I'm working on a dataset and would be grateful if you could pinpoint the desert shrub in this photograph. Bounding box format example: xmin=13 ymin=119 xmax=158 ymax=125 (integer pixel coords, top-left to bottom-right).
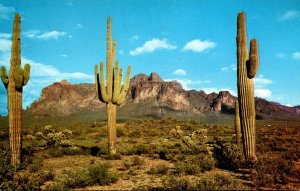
xmin=196 ymin=173 xmax=244 ymax=190
xmin=148 ymin=164 xmax=169 ymax=175
xmin=35 ymin=126 xmax=73 ymax=149
xmin=193 ymin=154 xmax=215 ymax=172
xmin=128 ymin=130 xmax=141 ymax=138
xmin=159 ymin=176 xmax=192 ymax=191
xmin=87 ymin=163 xmax=118 ymax=185
xmin=117 ymin=126 xmax=127 ymax=137
xmin=170 ymin=127 xmax=212 ymax=155
xmin=253 ymin=155 xmax=299 ymax=188
xmin=60 ymin=146 xmax=85 ymax=155
xmin=159 ymin=173 xmax=244 ymax=190
xmin=47 ymin=182 xmax=69 ymax=191
xmin=212 ymin=138 xmax=244 ymax=170
xmin=47 ymin=147 xmax=64 ymax=157
xmin=132 ymin=156 xmax=144 ymax=166
xmin=122 ymin=156 xmax=144 ymax=170
xmin=61 ymin=169 xmax=91 ymax=188
xmin=122 ymin=159 xmax=132 ymax=170
xmin=104 ymin=153 xmax=122 ymax=160
xmin=28 ymin=157 xmax=43 ymax=172
xmin=0 ymin=145 xmax=15 ymax=185
xmin=135 ymin=144 xmax=150 ymax=155
xmin=4 ymin=172 xmax=43 ymax=190
xmin=40 ymin=169 xmax=55 ymax=181
xmin=174 ymin=162 xmax=199 ymax=175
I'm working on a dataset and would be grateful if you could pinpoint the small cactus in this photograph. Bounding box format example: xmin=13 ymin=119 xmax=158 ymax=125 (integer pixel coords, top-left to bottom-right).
xmin=95 ymin=17 xmax=131 ymax=155
xmin=236 ymin=12 xmax=259 ymax=162
xmin=0 ymin=13 xmax=31 ymax=165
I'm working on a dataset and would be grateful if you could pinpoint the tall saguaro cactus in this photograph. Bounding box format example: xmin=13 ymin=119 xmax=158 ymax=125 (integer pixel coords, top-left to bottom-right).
xmin=0 ymin=13 xmax=31 ymax=165
xmin=236 ymin=12 xmax=259 ymax=162
xmin=235 ymin=100 xmax=241 ymax=146
xmin=95 ymin=17 xmax=131 ymax=155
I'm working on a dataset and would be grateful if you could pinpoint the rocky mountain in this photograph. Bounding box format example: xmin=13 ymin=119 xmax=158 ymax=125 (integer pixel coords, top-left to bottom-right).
xmin=29 ymin=73 xmax=300 ymax=118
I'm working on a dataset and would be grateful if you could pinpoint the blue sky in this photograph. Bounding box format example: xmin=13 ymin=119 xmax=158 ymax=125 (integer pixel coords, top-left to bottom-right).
xmin=0 ymin=0 xmax=300 ymax=114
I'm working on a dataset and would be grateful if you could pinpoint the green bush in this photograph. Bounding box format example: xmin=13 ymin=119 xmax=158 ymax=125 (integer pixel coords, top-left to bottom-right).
xmin=212 ymin=138 xmax=244 ymax=170
xmin=132 ymin=156 xmax=144 ymax=166
xmin=104 ymin=153 xmax=122 ymax=160
xmin=160 ymin=173 xmax=244 ymax=190
xmin=148 ymin=164 xmax=169 ymax=175
xmin=40 ymin=169 xmax=55 ymax=181
xmin=61 ymin=169 xmax=90 ymax=188
xmin=196 ymin=173 xmax=244 ymax=190
xmin=135 ymin=144 xmax=150 ymax=155
xmin=0 ymin=145 xmax=15 ymax=187
xmin=117 ymin=126 xmax=127 ymax=137
xmin=175 ymin=162 xmax=199 ymax=175
xmin=192 ymin=154 xmax=215 ymax=172
xmin=60 ymin=146 xmax=85 ymax=155
xmin=253 ymin=155 xmax=299 ymax=188
xmin=87 ymin=163 xmax=118 ymax=186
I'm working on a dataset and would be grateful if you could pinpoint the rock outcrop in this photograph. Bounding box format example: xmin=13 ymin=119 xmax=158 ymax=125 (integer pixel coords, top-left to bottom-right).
xmin=29 ymin=72 xmax=300 ymax=118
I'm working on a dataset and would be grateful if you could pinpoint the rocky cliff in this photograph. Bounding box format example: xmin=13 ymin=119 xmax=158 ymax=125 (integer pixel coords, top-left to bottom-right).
xmin=29 ymin=73 xmax=300 ymax=118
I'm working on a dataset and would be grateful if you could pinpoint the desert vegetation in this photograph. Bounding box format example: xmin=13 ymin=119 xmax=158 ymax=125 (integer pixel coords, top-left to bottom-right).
xmin=0 ymin=117 xmax=299 ymax=190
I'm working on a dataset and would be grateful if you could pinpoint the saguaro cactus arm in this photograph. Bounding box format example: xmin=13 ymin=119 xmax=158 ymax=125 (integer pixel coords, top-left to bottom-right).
xmin=0 ymin=66 xmax=9 ymax=87
xmin=117 ymin=65 xmax=132 ymax=105
xmin=247 ymin=39 xmax=259 ymax=79
xmin=98 ymin=62 xmax=109 ymax=103
xmin=112 ymin=61 xmax=120 ymax=103
xmin=23 ymin=63 xmax=30 ymax=85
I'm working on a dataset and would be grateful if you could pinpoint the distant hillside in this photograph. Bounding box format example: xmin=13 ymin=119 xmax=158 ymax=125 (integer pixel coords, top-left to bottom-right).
xmin=29 ymin=72 xmax=300 ymax=118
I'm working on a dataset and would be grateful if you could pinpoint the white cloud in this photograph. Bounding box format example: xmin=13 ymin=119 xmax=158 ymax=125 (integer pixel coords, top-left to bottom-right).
xmin=0 ymin=39 xmax=11 ymax=52
xmin=292 ymin=52 xmax=300 ymax=60
xmin=276 ymin=52 xmax=285 ymax=58
xmin=164 ymin=78 xmax=210 ymax=90
xmin=182 ymin=39 xmax=216 ymax=53
xmin=23 ymin=30 xmax=40 ymax=38
xmin=37 ymin=31 xmax=67 ymax=40
xmin=279 ymin=10 xmax=299 ymax=21
xmin=255 ymin=89 xmax=272 ymax=98
xmin=119 ymin=50 xmax=125 ymax=55
xmin=23 ymin=30 xmax=68 ymax=40
xmin=202 ymin=88 xmax=236 ymax=96
xmin=0 ymin=3 xmax=15 ymax=20
xmin=254 ymin=75 xmax=272 ymax=87
xmin=284 ymin=103 xmax=293 ymax=107
xmin=129 ymin=38 xmax=176 ymax=55
xmin=0 ymin=33 xmax=11 ymax=39
xmin=220 ymin=67 xmax=229 ymax=72
xmin=76 ymin=23 xmax=84 ymax=29
xmin=172 ymin=69 xmax=186 ymax=76
xmin=230 ymin=64 xmax=237 ymax=71
xmin=61 ymin=54 xmax=68 ymax=57
xmin=220 ymin=64 xmax=236 ymax=72
xmin=130 ymin=35 xmax=139 ymax=41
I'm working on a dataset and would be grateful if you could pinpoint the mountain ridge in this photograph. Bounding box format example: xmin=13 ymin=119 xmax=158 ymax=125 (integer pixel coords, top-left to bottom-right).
xmin=29 ymin=73 xmax=300 ymax=118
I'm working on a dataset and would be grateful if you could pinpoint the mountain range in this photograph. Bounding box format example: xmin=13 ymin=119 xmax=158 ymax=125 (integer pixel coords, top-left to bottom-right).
xmin=28 ymin=73 xmax=300 ymax=119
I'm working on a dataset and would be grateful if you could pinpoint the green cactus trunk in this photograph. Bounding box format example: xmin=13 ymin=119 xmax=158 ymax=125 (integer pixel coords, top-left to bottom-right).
xmin=0 ymin=14 xmax=31 ymax=165
xmin=235 ymin=100 xmax=241 ymax=146
xmin=107 ymin=102 xmax=117 ymax=154
xmin=236 ymin=12 xmax=259 ymax=162
xmin=95 ymin=17 xmax=131 ymax=155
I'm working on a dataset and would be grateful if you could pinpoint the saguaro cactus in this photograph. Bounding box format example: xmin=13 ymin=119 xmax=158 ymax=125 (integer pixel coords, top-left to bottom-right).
xmin=95 ymin=17 xmax=131 ymax=155
xmin=236 ymin=12 xmax=259 ymax=162
xmin=234 ymin=100 xmax=241 ymax=146
xmin=0 ymin=13 xmax=31 ymax=165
